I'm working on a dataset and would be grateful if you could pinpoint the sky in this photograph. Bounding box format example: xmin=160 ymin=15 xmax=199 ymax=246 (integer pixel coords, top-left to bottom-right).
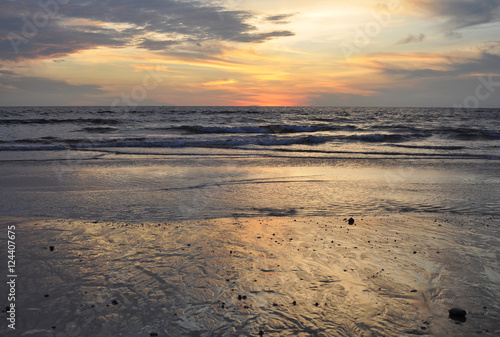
xmin=0 ymin=0 xmax=499 ymax=107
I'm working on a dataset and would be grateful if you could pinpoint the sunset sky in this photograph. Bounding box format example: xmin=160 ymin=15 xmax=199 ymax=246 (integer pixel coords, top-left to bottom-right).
xmin=1 ymin=0 xmax=499 ymax=107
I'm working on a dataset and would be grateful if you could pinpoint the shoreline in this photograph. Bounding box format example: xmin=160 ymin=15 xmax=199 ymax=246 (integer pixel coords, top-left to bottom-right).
xmin=1 ymin=156 xmax=499 ymax=222
xmin=1 ymin=214 xmax=499 ymax=336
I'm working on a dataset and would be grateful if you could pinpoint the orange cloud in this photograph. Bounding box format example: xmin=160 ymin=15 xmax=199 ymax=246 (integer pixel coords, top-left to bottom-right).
xmin=203 ymin=79 xmax=237 ymax=86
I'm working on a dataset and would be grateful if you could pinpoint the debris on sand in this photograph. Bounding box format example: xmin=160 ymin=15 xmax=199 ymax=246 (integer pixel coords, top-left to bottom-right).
xmin=449 ymin=308 xmax=467 ymax=322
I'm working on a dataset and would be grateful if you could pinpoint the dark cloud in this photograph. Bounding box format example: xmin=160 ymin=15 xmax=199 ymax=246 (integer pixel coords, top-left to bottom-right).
xmin=265 ymin=13 xmax=295 ymax=24
xmin=0 ymin=69 xmax=16 ymax=76
xmin=416 ymin=0 xmax=500 ymax=32
xmin=378 ymin=52 xmax=500 ymax=79
xmin=0 ymin=4 xmax=130 ymax=61
xmin=396 ymin=33 xmax=426 ymax=45
xmin=232 ymin=30 xmax=295 ymax=43
xmin=0 ymin=72 xmax=106 ymax=105
xmin=307 ymin=75 xmax=500 ymax=108
xmin=0 ymin=0 xmax=294 ymax=61
xmin=478 ymin=40 xmax=500 ymax=52
xmin=138 ymin=39 xmax=180 ymax=51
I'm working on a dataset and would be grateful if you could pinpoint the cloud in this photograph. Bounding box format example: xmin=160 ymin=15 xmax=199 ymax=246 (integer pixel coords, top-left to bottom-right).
xmin=265 ymin=13 xmax=295 ymax=24
xmin=0 ymin=72 xmax=106 ymax=105
xmin=306 ymin=75 xmax=500 ymax=108
xmin=0 ymin=9 xmax=130 ymax=61
xmin=138 ymin=39 xmax=180 ymax=51
xmin=396 ymin=33 xmax=426 ymax=45
xmin=232 ymin=30 xmax=295 ymax=43
xmin=306 ymin=50 xmax=500 ymax=107
xmin=0 ymin=0 xmax=295 ymax=61
xmin=377 ymin=52 xmax=500 ymax=79
xmin=414 ymin=0 xmax=500 ymax=32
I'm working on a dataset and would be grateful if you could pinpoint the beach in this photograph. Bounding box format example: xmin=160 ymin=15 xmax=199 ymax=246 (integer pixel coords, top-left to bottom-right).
xmin=1 ymin=107 xmax=499 ymax=336
xmin=2 ymin=213 xmax=499 ymax=336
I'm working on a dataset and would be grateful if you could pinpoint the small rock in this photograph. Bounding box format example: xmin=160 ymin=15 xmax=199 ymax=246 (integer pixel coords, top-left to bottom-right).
xmin=259 ymin=330 xmax=264 ymax=336
xmin=49 ymin=246 xmax=55 ymax=252
xmin=150 ymin=333 xmax=158 ymax=337
xmin=449 ymin=308 xmax=467 ymax=322
xmin=111 ymin=300 xmax=118 ymax=305
xmin=348 ymin=218 xmax=355 ymax=225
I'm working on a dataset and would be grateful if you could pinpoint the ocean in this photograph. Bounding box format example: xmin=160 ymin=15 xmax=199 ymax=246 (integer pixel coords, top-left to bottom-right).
xmin=1 ymin=106 xmax=499 ymax=159
xmin=0 ymin=106 xmax=499 ymax=221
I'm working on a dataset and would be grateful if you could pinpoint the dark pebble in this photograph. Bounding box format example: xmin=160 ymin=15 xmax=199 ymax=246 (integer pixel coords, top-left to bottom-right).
xmin=292 ymin=301 xmax=296 ymax=305
xmin=449 ymin=308 xmax=466 ymax=316
xmin=49 ymin=246 xmax=55 ymax=251
xmin=150 ymin=333 xmax=158 ymax=336
xmin=259 ymin=330 xmax=264 ymax=336
xmin=410 ymin=290 xmax=417 ymax=293
xmin=449 ymin=308 xmax=467 ymax=322
xmin=44 ymin=294 xmax=49 ymax=298
xmin=111 ymin=300 xmax=118 ymax=305
xmin=348 ymin=217 xmax=355 ymax=225
xmin=315 ymin=302 xmax=319 ymax=306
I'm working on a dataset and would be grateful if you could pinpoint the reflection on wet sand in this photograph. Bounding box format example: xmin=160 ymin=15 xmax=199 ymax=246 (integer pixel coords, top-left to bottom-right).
xmin=5 ymin=214 xmax=499 ymax=336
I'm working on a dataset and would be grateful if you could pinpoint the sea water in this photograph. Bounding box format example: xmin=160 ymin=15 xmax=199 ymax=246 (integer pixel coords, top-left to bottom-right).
xmin=0 ymin=106 xmax=499 ymax=221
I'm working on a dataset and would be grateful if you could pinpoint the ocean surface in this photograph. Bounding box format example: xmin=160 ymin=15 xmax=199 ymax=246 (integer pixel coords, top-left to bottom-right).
xmin=1 ymin=106 xmax=499 ymax=159
xmin=0 ymin=106 xmax=499 ymax=221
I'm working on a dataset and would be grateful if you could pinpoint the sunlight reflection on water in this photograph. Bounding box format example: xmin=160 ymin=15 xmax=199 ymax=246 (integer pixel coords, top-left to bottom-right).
xmin=0 ymin=157 xmax=499 ymax=221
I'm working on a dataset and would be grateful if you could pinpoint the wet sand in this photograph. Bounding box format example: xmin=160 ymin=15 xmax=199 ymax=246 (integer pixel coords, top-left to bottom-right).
xmin=1 ymin=214 xmax=499 ymax=336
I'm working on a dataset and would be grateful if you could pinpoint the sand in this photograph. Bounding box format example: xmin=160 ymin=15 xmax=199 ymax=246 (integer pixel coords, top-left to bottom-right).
xmin=1 ymin=214 xmax=499 ymax=336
